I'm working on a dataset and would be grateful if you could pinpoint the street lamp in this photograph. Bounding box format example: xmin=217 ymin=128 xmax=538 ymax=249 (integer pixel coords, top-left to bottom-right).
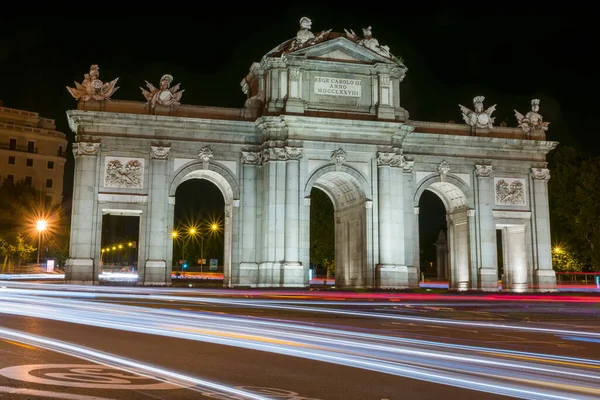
xmin=201 ymin=223 xmax=219 ymax=275
xmin=36 ymin=219 xmax=47 ymax=265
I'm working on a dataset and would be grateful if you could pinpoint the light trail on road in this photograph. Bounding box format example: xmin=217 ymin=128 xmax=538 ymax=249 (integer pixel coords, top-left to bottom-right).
xmin=1 ymin=286 xmax=599 ymax=399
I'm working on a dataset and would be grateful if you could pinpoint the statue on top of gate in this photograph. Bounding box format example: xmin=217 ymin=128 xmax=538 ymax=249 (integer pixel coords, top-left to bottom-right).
xmin=140 ymin=74 xmax=185 ymax=108
xmin=286 ymin=16 xmax=331 ymax=53
xmin=66 ymin=64 xmax=120 ymax=101
xmin=514 ymin=99 xmax=549 ymax=134
xmin=344 ymin=25 xmax=392 ymax=59
xmin=459 ymin=95 xmax=496 ymax=129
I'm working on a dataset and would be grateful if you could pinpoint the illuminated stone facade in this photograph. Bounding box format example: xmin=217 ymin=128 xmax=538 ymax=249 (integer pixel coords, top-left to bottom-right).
xmin=0 ymin=103 xmax=68 ymax=205
xmin=65 ymin=19 xmax=557 ymax=292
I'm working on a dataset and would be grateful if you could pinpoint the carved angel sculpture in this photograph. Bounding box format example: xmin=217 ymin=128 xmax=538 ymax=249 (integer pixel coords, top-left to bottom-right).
xmin=459 ymin=96 xmax=496 ymax=129
xmin=140 ymin=74 xmax=184 ymax=108
xmin=66 ymin=64 xmax=119 ymax=101
xmin=514 ymin=99 xmax=549 ymax=134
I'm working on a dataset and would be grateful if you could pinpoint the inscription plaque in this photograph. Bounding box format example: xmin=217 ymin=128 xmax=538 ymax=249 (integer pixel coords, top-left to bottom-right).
xmin=314 ymin=76 xmax=362 ymax=97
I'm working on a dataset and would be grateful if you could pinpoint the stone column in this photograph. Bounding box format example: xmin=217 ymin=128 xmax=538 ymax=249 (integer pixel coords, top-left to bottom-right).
xmin=475 ymin=164 xmax=499 ymax=291
xmin=531 ymin=167 xmax=557 ymax=291
xmin=239 ymin=151 xmax=261 ymax=286
xmin=66 ymin=141 xmax=101 ymax=285
xmin=283 ymin=147 xmax=303 ymax=283
xmin=376 ymin=152 xmax=407 ymax=288
xmin=285 ymin=67 xmax=304 ymax=113
xmin=143 ymin=145 xmax=170 ymax=286
xmin=259 ymin=147 xmax=287 ymax=287
xmin=402 ymin=160 xmax=419 ymax=288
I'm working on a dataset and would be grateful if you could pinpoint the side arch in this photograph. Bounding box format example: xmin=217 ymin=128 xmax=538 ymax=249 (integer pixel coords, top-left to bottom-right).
xmin=304 ymin=163 xmax=372 ymax=201
xmin=413 ymin=173 xmax=472 ymax=212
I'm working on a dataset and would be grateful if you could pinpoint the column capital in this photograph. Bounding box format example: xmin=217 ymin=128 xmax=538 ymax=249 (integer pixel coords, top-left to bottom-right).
xmin=241 ymin=151 xmax=262 ymax=165
xmin=377 ymin=151 xmax=403 ymax=167
xmin=150 ymin=145 xmax=171 ymax=160
xmin=531 ymin=168 xmax=550 ymax=181
xmin=72 ymin=141 xmax=100 ymax=157
xmin=475 ymin=164 xmax=493 ymax=177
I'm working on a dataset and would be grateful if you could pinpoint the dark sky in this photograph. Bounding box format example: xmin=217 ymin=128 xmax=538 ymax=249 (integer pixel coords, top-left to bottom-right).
xmin=2 ymin=9 xmax=591 ymax=267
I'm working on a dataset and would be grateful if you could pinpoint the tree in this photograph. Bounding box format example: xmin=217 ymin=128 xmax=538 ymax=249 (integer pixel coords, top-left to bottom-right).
xmin=0 ymin=233 xmax=36 ymax=270
xmin=309 ymin=188 xmax=335 ymax=273
xmin=552 ymin=246 xmax=583 ymax=273
xmin=548 ymin=145 xmax=600 ymax=271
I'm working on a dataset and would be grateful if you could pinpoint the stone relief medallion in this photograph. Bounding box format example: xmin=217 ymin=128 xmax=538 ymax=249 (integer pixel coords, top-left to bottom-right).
xmin=198 ymin=146 xmax=214 ymax=162
xmin=494 ymin=177 xmax=526 ymax=206
xmin=104 ymin=157 xmax=144 ymax=189
xmin=150 ymin=145 xmax=170 ymax=160
xmin=73 ymin=142 xmax=101 ymax=157
xmin=241 ymin=151 xmax=262 ymax=165
xmin=331 ymin=148 xmax=347 ymax=165
xmin=437 ymin=160 xmax=451 ymax=175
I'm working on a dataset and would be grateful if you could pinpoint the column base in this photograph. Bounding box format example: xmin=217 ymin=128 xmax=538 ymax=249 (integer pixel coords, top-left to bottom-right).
xmin=377 ymin=264 xmax=409 ymax=289
xmin=478 ymin=268 xmax=499 ymax=292
xmin=65 ymin=258 xmax=95 ymax=285
xmin=534 ymin=269 xmax=557 ymax=292
xmin=141 ymin=260 xmax=168 ymax=286
xmin=285 ymin=99 xmax=305 ymax=114
xmin=237 ymin=262 xmax=259 ymax=287
xmin=256 ymin=261 xmax=306 ymax=288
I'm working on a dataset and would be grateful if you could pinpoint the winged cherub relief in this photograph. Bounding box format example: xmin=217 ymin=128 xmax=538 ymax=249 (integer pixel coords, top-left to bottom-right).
xmin=514 ymin=99 xmax=549 ymax=134
xmin=458 ymin=95 xmax=497 ymax=129
xmin=140 ymin=74 xmax=184 ymax=108
xmin=66 ymin=64 xmax=120 ymax=101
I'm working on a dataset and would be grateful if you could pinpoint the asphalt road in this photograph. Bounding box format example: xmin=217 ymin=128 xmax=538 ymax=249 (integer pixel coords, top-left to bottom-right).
xmin=1 ymin=281 xmax=599 ymax=400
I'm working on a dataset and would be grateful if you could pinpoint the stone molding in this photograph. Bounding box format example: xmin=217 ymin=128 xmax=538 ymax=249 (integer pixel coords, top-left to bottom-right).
xmin=198 ymin=146 xmax=214 ymax=162
xmin=475 ymin=164 xmax=493 ymax=177
xmin=331 ymin=148 xmax=347 ymax=165
xmin=241 ymin=151 xmax=262 ymax=165
xmin=377 ymin=152 xmax=403 ymax=167
xmin=531 ymin=168 xmax=550 ymax=181
xmin=150 ymin=145 xmax=171 ymax=160
xmin=73 ymin=141 xmax=101 ymax=157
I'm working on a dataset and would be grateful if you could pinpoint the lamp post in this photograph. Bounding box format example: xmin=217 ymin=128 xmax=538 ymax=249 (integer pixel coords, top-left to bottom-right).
xmin=36 ymin=219 xmax=47 ymax=265
xmin=201 ymin=223 xmax=219 ymax=275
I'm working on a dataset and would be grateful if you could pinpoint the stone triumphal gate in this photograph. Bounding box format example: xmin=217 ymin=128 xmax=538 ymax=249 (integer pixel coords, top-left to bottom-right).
xmin=65 ymin=18 xmax=558 ymax=291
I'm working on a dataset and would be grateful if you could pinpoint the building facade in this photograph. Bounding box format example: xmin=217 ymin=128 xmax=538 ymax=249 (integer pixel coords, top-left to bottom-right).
xmin=64 ymin=18 xmax=557 ymax=292
xmin=0 ymin=102 xmax=68 ymax=205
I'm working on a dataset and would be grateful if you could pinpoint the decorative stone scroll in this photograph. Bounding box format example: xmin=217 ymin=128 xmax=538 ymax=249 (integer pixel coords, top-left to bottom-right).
xmin=104 ymin=157 xmax=144 ymax=189
xmin=402 ymin=160 xmax=415 ymax=173
xmin=494 ymin=178 xmax=526 ymax=206
xmin=475 ymin=164 xmax=493 ymax=177
xmin=242 ymin=151 xmax=262 ymax=165
xmin=66 ymin=64 xmax=119 ymax=101
xmin=285 ymin=146 xmax=303 ymax=160
xmin=531 ymin=168 xmax=550 ymax=181
xmin=72 ymin=142 xmax=101 ymax=157
xmin=437 ymin=160 xmax=451 ymax=175
xmin=515 ymin=99 xmax=550 ymax=134
xmin=377 ymin=152 xmax=403 ymax=167
xmin=150 ymin=145 xmax=171 ymax=160
xmin=198 ymin=146 xmax=214 ymax=162
xmin=331 ymin=148 xmax=347 ymax=165
xmin=459 ymin=96 xmax=497 ymax=129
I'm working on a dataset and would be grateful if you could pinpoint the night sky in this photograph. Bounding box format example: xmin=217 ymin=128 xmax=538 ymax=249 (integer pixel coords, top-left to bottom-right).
xmin=1 ymin=9 xmax=593 ymax=266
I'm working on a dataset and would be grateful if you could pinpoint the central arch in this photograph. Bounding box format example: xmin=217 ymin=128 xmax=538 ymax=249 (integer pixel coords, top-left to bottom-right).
xmin=415 ymin=174 xmax=473 ymax=291
xmin=305 ymin=164 xmax=370 ymax=288
xmin=169 ymin=161 xmax=239 ymax=287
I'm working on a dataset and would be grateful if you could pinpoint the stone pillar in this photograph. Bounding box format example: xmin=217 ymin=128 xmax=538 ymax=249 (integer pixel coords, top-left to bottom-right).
xmin=239 ymin=151 xmax=261 ymax=286
xmin=285 ymin=67 xmax=304 ymax=114
xmin=448 ymin=210 xmax=470 ymax=291
xmin=475 ymin=164 xmax=499 ymax=291
xmin=66 ymin=141 xmax=101 ymax=285
xmin=375 ymin=152 xmax=408 ymax=288
xmin=504 ymin=225 xmax=528 ymax=292
xmin=258 ymin=147 xmax=287 ymax=287
xmin=435 ymin=230 xmax=448 ymax=279
xmin=531 ymin=167 xmax=557 ymax=291
xmin=402 ymin=161 xmax=419 ymax=288
xmin=283 ymin=147 xmax=303 ymax=283
xmin=376 ymin=70 xmax=395 ymax=120
xmin=143 ymin=145 xmax=171 ymax=286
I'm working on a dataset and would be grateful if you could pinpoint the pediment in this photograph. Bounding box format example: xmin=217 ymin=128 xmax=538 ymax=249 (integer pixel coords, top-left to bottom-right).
xmin=288 ymin=37 xmax=397 ymax=65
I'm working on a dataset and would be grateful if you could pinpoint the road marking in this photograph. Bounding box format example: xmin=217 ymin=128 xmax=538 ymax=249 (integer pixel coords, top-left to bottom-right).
xmin=2 ymin=339 xmax=37 ymax=350
xmin=0 ymin=364 xmax=178 ymax=389
xmin=0 ymin=385 xmax=115 ymax=399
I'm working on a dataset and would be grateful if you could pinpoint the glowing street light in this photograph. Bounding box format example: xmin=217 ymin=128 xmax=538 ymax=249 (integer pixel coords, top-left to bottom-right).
xmin=36 ymin=219 xmax=47 ymax=265
xmin=201 ymin=223 xmax=220 ymax=274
